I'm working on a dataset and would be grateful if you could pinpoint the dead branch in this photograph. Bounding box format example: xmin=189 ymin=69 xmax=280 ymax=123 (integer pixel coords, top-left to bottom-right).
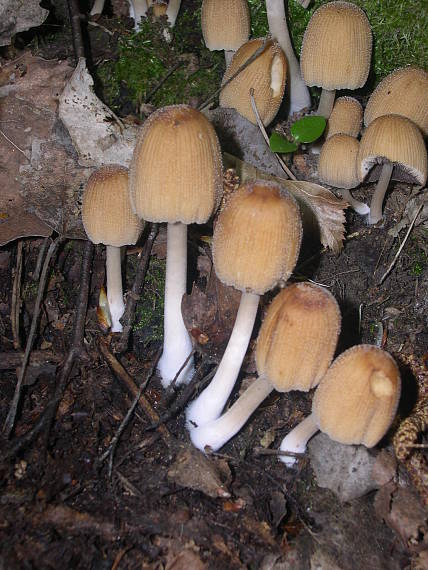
xmin=11 ymin=240 xmax=23 ymax=350
xmin=0 ymin=351 xmax=62 ymax=370
xmin=67 ymin=0 xmax=85 ymax=60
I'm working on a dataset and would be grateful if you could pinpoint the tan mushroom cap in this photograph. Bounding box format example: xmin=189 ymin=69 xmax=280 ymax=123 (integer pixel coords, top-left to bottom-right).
xmin=129 ymin=105 xmax=223 ymax=224
xmin=364 ymin=67 xmax=428 ymax=136
xmin=201 ymin=0 xmax=250 ymax=52
xmin=325 ymin=96 xmax=363 ymax=139
xmin=152 ymin=2 xmax=167 ymax=17
xmin=82 ymin=165 xmax=143 ymax=247
xmin=256 ymin=283 xmax=341 ymax=392
xmin=213 ymin=180 xmax=302 ymax=295
xmin=312 ymin=344 xmax=401 ymax=447
xmin=319 ymin=134 xmax=360 ymax=189
xmin=300 ymin=1 xmax=372 ymax=91
xmin=358 ymin=114 xmax=427 ymax=185
xmin=219 ymin=38 xmax=287 ymax=126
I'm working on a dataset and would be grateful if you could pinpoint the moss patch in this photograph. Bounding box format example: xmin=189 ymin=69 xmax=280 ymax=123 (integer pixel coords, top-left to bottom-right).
xmin=132 ymin=256 xmax=165 ymax=346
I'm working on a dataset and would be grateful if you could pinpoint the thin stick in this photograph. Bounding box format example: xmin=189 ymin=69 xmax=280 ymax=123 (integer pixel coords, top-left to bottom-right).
xmin=198 ymin=38 xmax=269 ymax=111
xmin=98 ymin=349 xmax=161 ymax=476
xmin=0 ymin=129 xmax=29 ymax=160
xmin=11 ymin=240 xmax=23 ymax=350
xmin=145 ymin=62 xmax=184 ymax=103
xmin=167 ymin=348 xmax=196 ymax=391
xmin=253 ymin=447 xmax=305 ymax=458
xmin=67 ymin=0 xmax=85 ymax=60
xmin=32 ymin=237 xmax=50 ymax=281
xmin=249 ymin=89 xmax=297 ymax=181
xmin=379 ymin=204 xmax=423 ymax=285
xmin=4 ymin=237 xmax=63 ymax=437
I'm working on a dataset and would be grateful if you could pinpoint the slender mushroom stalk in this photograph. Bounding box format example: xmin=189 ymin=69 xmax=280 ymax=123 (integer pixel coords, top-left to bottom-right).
xmin=129 ymin=0 xmax=149 ymax=30
xmin=339 ymin=189 xmax=369 ymax=216
xmin=265 ymin=0 xmax=311 ymax=115
xmin=106 ymin=246 xmax=126 ymax=333
xmin=157 ymin=222 xmax=194 ymax=385
xmin=279 ymin=414 xmax=318 ymax=466
xmin=166 ymin=0 xmax=182 ymax=28
xmin=90 ymin=0 xmax=105 ymax=16
xmin=368 ymin=162 xmax=394 ymax=224
xmin=317 ymin=89 xmax=336 ymax=119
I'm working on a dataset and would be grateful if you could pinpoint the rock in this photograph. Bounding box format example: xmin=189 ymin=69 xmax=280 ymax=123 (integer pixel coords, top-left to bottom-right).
xmin=0 ymin=0 xmax=48 ymax=46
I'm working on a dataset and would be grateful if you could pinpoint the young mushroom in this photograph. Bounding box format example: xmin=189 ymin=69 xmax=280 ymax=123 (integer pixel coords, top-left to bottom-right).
xmin=186 ymin=180 xmax=302 ymax=428
xmin=325 ymin=96 xmax=363 ymax=139
xmin=129 ymin=105 xmax=223 ymax=387
xmin=189 ymin=282 xmax=341 ymax=452
xmin=280 ymin=344 xmax=401 ymax=466
xmin=358 ymin=114 xmax=427 ymax=224
xmin=300 ymin=1 xmax=372 ymax=119
xmin=82 ymin=165 xmax=143 ymax=333
xmin=219 ymin=38 xmax=287 ymax=126
xmin=201 ymin=0 xmax=250 ymax=66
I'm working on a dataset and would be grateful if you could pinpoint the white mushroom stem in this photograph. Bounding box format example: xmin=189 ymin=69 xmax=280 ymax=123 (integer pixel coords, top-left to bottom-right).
xmin=317 ymin=89 xmax=336 ymax=119
xmin=190 ymin=376 xmax=273 ymax=452
xmin=166 ymin=0 xmax=182 ymax=27
xmin=339 ymin=189 xmax=369 ymax=216
xmin=129 ymin=0 xmax=149 ymax=30
xmin=266 ymin=0 xmax=311 ymax=115
xmin=279 ymin=413 xmax=319 ymax=466
xmin=186 ymin=291 xmax=260 ymax=427
xmin=369 ymin=161 xmax=394 ymax=225
xmin=225 ymin=50 xmax=235 ymax=67
xmin=157 ymin=222 xmax=194 ymax=387
xmin=90 ymin=0 xmax=105 ymax=16
xmin=106 ymin=245 xmax=125 ymax=333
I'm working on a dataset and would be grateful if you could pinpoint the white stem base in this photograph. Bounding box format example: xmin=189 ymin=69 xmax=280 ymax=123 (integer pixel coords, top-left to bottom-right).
xmin=279 ymin=413 xmax=318 ymax=466
xmin=369 ymin=162 xmax=394 ymax=225
xmin=339 ymin=189 xmax=370 ymax=216
xmin=129 ymin=0 xmax=148 ymax=30
xmin=186 ymin=291 xmax=260 ymax=427
xmin=106 ymin=245 xmax=125 ymax=333
xmin=190 ymin=376 xmax=273 ymax=452
xmin=90 ymin=0 xmax=105 ymax=16
xmin=225 ymin=50 xmax=234 ymax=67
xmin=158 ymin=222 xmax=194 ymax=387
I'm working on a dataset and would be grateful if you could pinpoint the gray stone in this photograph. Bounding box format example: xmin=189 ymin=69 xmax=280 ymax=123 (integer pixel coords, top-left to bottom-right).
xmin=0 ymin=0 xmax=48 ymax=46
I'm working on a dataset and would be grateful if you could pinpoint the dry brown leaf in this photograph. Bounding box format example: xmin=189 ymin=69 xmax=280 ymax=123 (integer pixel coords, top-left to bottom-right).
xmin=0 ymin=211 xmax=52 ymax=246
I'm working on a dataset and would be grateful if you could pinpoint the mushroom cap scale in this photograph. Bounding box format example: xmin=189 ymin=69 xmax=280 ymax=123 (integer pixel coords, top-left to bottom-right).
xmin=319 ymin=134 xmax=360 ymax=189
xmin=364 ymin=66 xmax=428 ymax=136
xmin=201 ymin=0 xmax=250 ymax=52
xmin=312 ymin=344 xmax=401 ymax=447
xmin=300 ymin=1 xmax=372 ymax=91
xmin=82 ymin=165 xmax=143 ymax=247
xmin=219 ymin=38 xmax=287 ymax=126
xmin=256 ymin=283 xmax=341 ymax=392
xmin=212 ymin=180 xmax=302 ymax=295
xmin=358 ymin=114 xmax=427 ymax=185
xmin=325 ymin=96 xmax=363 ymax=139
xmin=129 ymin=105 xmax=223 ymax=224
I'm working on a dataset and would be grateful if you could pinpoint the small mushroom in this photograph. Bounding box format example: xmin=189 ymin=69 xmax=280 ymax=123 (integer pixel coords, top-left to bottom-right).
xmin=300 ymin=1 xmax=372 ymax=119
xmin=82 ymin=165 xmax=143 ymax=333
xmin=279 ymin=344 xmax=401 ymax=466
xmin=219 ymin=38 xmax=287 ymax=126
xmin=186 ymin=180 xmax=302 ymax=428
xmin=319 ymin=133 xmax=369 ymax=215
xmin=189 ymin=282 xmax=341 ymax=452
xmin=358 ymin=114 xmax=427 ymax=224
xmin=129 ymin=105 xmax=223 ymax=387
xmin=325 ymin=96 xmax=363 ymax=139
xmin=201 ymin=0 xmax=250 ymax=65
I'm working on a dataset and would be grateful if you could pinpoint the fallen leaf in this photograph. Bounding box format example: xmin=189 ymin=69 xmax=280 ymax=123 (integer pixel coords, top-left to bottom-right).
xmin=0 ymin=211 xmax=52 ymax=247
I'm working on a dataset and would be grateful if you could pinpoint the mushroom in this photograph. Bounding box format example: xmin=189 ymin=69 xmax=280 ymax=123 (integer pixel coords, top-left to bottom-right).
xmin=364 ymin=66 xmax=428 ymax=136
xmin=190 ymin=282 xmax=341 ymax=452
xmin=219 ymin=38 xmax=287 ymax=126
xmin=300 ymin=1 xmax=372 ymax=119
xmin=265 ymin=0 xmax=311 ymax=115
xmin=82 ymin=165 xmax=143 ymax=333
xmin=325 ymin=96 xmax=363 ymax=139
xmin=201 ymin=0 xmax=250 ymax=66
xmin=279 ymin=344 xmax=401 ymax=466
xmin=318 ymin=133 xmax=369 ymax=215
xmin=130 ymin=105 xmax=222 ymax=387
xmin=358 ymin=114 xmax=427 ymax=224
xmin=186 ymin=180 xmax=302 ymax=428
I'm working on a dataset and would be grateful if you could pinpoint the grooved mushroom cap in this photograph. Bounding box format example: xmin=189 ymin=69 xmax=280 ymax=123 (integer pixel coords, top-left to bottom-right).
xmin=82 ymin=165 xmax=143 ymax=247
xmin=152 ymin=2 xmax=168 ymax=17
xmin=364 ymin=67 xmax=428 ymax=136
xmin=358 ymin=114 xmax=427 ymax=185
xmin=319 ymin=134 xmax=360 ymax=189
xmin=312 ymin=344 xmax=401 ymax=447
xmin=219 ymin=38 xmax=287 ymax=126
xmin=256 ymin=283 xmax=341 ymax=392
xmin=300 ymin=1 xmax=372 ymax=91
xmin=201 ymin=0 xmax=250 ymax=52
xmin=129 ymin=105 xmax=223 ymax=224
xmin=212 ymin=180 xmax=302 ymax=295
xmin=325 ymin=96 xmax=363 ymax=139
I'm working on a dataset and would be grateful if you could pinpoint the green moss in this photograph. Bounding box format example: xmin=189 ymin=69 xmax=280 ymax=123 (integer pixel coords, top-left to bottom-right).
xmin=133 ymin=256 xmax=165 ymax=345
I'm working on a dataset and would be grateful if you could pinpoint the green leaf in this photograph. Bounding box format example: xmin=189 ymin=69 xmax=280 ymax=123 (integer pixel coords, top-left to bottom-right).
xmin=269 ymin=132 xmax=299 ymax=154
xmin=291 ymin=116 xmax=326 ymax=143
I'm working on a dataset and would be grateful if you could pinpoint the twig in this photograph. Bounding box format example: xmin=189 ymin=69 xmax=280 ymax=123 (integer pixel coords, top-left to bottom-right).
xmin=0 ymin=351 xmax=62 ymax=369
xmin=4 ymin=237 xmax=64 ymax=437
xmin=87 ymin=20 xmax=113 ymax=36
xmin=249 ymin=88 xmax=297 ymax=181
xmin=115 ymin=224 xmax=159 ymax=353
xmin=11 ymin=240 xmax=23 ymax=350
xmin=32 ymin=237 xmax=50 ymax=281
xmin=0 ymin=129 xmax=29 ymax=160
xmin=98 ymin=349 xmax=161 ymax=477
xmin=145 ymin=62 xmax=184 ymax=103
xmin=6 ymin=241 xmax=94 ymax=457
xmin=67 ymin=0 xmax=85 ymax=60
xmin=198 ymin=38 xmax=270 ymax=111
xmin=167 ymin=348 xmax=196 ymax=392
xmin=378 ymin=204 xmax=423 ymax=285
xmin=253 ymin=447 xmax=305 ymax=458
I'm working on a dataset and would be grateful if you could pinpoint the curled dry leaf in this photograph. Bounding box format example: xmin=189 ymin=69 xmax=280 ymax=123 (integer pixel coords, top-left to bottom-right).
xmin=0 ymin=211 xmax=52 ymax=247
